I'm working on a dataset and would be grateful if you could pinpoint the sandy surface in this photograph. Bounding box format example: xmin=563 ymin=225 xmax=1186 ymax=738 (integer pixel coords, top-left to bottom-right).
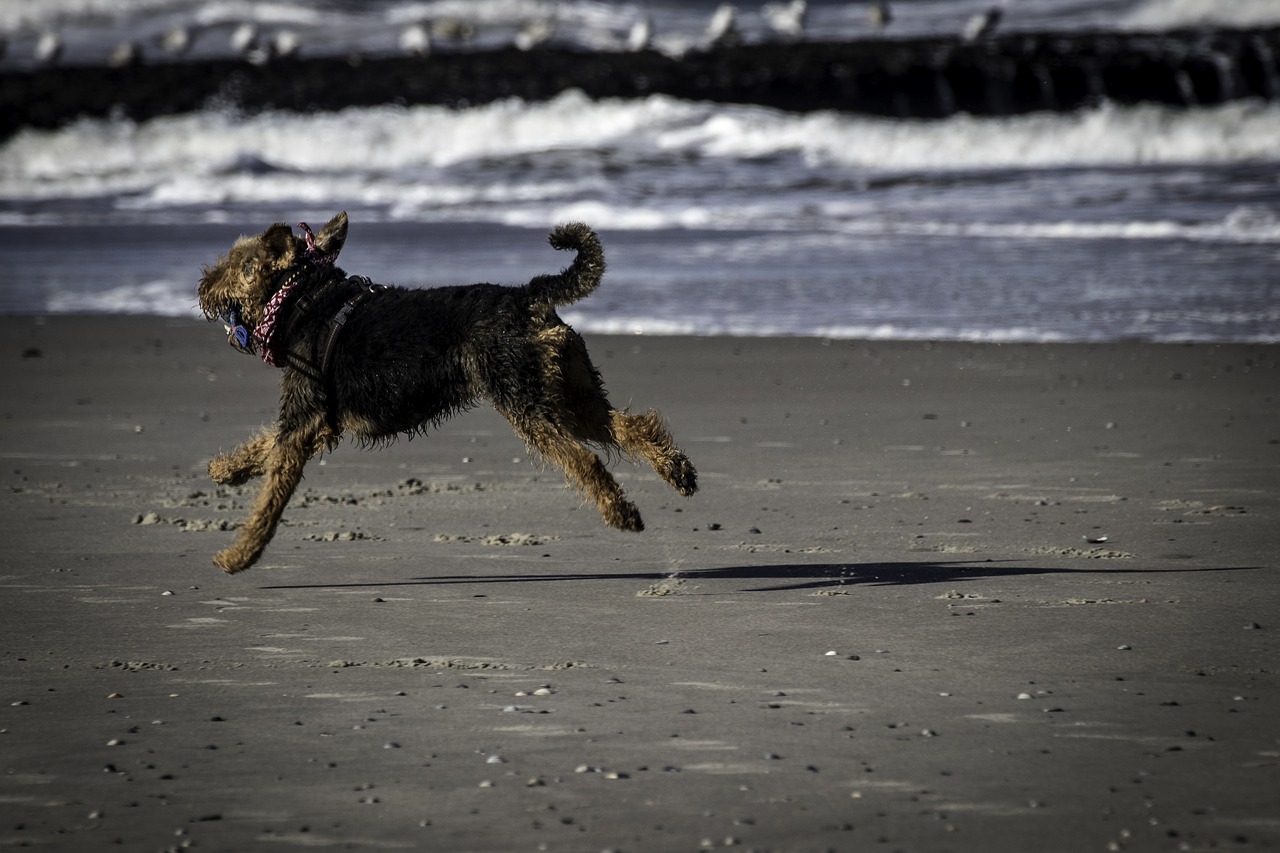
xmin=1 ymin=316 xmax=1277 ymax=852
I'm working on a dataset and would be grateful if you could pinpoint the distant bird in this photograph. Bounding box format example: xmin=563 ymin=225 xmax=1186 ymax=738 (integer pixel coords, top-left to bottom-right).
xmin=627 ymin=15 xmax=652 ymax=52
xmin=159 ymin=26 xmax=192 ymax=56
xmin=399 ymin=23 xmax=431 ymax=57
xmin=229 ymin=22 xmax=258 ymax=55
xmin=107 ymin=40 xmax=140 ymax=67
xmin=515 ymin=18 xmax=553 ymax=51
xmin=229 ymin=23 xmax=276 ymax=64
xmin=34 ymin=31 xmax=63 ymax=65
xmin=868 ymin=1 xmax=892 ymax=30
xmin=763 ymin=0 xmax=806 ymax=41
xmin=705 ymin=4 xmax=740 ymax=49
xmin=431 ymin=18 xmax=475 ymax=44
xmin=272 ymin=29 xmax=301 ymax=58
xmin=962 ymin=6 xmax=1003 ymax=42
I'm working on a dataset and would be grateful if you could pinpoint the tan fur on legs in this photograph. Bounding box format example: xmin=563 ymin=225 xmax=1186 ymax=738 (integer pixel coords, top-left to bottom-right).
xmin=503 ymin=411 xmax=644 ymax=532
xmin=209 ymin=426 xmax=336 ymax=487
xmin=213 ymin=414 xmax=331 ymax=574
xmin=533 ymin=326 xmax=697 ymax=497
xmin=609 ymin=409 xmax=698 ymax=496
xmin=209 ymin=426 xmax=278 ymax=486
xmin=518 ymin=322 xmax=697 ymax=514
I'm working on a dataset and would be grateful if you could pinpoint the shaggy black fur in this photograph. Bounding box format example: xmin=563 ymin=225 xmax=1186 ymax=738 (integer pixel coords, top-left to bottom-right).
xmin=299 ymin=278 xmax=599 ymax=438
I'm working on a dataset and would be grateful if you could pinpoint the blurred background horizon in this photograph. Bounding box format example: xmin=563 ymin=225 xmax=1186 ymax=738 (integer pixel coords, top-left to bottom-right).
xmin=5 ymin=0 xmax=1280 ymax=67
xmin=2 ymin=0 xmax=1278 ymax=342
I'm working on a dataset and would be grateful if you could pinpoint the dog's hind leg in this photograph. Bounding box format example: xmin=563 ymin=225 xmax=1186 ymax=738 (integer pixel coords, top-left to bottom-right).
xmin=213 ymin=415 xmax=332 ymax=573
xmin=502 ymin=412 xmax=644 ymax=532
xmin=608 ymin=409 xmax=698 ymax=498
xmin=541 ymin=326 xmax=697 ymax=498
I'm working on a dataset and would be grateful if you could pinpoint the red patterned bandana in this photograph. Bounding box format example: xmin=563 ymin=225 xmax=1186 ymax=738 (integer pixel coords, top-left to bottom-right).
xmin=254 ymin=274 xmax=301 ymax=366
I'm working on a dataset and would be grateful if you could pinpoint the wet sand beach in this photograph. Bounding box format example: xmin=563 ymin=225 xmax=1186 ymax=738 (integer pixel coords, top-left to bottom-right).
xmin=1 ymin=316 xmax=1277 ymax=851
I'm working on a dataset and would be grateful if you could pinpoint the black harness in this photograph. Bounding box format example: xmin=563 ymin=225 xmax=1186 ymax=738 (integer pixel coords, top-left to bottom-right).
xmin=317 ymin=279 xmax=383 ymax=383
xmin=276 ymin=273 xmax=385 ymax=430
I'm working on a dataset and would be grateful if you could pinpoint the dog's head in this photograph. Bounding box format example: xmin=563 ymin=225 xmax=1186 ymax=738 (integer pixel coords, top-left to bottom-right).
xmin=197 ymin=211 xmax=349 ymax=332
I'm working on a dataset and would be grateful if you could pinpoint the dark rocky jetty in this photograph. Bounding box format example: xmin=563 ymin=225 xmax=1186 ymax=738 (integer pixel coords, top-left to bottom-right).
xmin=4 ymin=27 xmax=1277 ymax=139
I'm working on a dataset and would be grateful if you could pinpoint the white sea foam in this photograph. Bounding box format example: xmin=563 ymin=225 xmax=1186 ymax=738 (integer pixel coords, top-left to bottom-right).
xmin=1120 ymin=0 xmax=1280 ymax=31
xmin=3 ymin=93 xmax=1278 ymax=224
xmin=46 ymin=280 xmax=202 ymax=317
xmin=35 ymin=279 xmax=1280 ymax=344
xmin=751 ymin=102 xmax=1280 ymax=170
xmin=827 ymin=207 xmax=1280 ymax=244
xmin=557 ymin=313 xmax=1280 ymax=344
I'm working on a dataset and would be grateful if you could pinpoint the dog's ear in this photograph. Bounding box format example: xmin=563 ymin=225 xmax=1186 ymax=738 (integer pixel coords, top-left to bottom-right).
xmin=261 ymin=223 xmax=297 ymax=262
xmin=314 ymin=211 xmax=349 ymax=257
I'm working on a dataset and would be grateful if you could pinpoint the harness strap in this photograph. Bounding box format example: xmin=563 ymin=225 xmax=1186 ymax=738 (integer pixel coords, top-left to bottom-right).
xmin=320 ymin=285 xmax=380 ymax=379
xmin=318 ymin=281 xmax=384 ymax=431
xmin=280 ymin=279 xmax=333 ymax=363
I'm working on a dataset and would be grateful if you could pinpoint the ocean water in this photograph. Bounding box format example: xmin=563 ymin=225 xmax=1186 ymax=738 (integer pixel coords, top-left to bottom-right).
xmin=2 ymin=0 xmax=1279 ymax=342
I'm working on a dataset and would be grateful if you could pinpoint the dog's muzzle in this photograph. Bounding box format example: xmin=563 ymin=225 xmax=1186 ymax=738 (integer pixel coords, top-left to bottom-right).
xmin=222 ymin=305 xmax=257 ymax=355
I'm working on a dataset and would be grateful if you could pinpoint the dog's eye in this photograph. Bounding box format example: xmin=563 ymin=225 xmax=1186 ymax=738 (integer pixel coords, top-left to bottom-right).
xmin=241 ymin=260 xmax=255 ymax=278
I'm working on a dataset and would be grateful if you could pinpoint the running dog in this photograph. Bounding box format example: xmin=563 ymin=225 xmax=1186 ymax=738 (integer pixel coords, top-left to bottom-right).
xmin=196 ymin=213 xmax=697 ymax=573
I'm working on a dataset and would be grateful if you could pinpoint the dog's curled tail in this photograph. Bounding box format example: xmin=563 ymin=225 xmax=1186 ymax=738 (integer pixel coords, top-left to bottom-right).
xmin=528 ymin=222 xmax=605 ymax=307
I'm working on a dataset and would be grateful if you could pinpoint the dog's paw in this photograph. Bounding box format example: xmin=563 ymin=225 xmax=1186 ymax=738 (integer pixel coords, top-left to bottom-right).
xmin=605 ymin=502 xmax=645 ymax=533
xmin=213 ymin=548 xmax=252 ymax=574
xmin=668 ymin=457 xmax=699 ymax=497
xmin=209 ymin=455 xmax=250 ymax=486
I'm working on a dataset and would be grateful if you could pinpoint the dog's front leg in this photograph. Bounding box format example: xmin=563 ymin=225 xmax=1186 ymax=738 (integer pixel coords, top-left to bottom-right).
xmin=209 ymin=426 xmax=278 ymax=486
xmin=213 ymin=419 xmax=327 ymax=573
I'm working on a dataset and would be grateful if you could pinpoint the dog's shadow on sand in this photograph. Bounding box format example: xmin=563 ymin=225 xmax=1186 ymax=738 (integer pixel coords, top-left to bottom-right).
xmin=262 ymin=560 xmax=1255 ymax=594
